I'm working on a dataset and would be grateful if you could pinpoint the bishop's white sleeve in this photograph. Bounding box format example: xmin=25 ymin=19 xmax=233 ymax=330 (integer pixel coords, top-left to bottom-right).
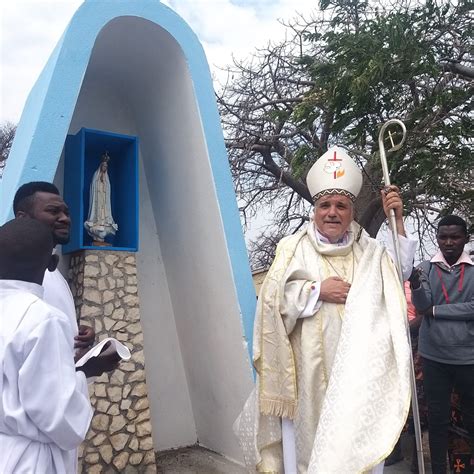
xmin=280 ymin=258 xmax=322 ymax=334
xmin=18 ymin=313 xmax=93 ymax=451
xmin=385 ymin=234 xmax=417 ymax=280
xmin=300 ymin=282 xmax=323 ymax=318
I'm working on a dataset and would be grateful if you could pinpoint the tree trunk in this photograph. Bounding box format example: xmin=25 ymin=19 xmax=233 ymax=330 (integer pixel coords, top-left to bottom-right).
xmin=354 ymin=168 xmax=386 ymax=238
xmin=357 ymin=197 xmax=386 ymax=237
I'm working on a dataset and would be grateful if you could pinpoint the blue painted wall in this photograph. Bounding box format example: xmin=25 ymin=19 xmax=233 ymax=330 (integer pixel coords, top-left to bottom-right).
xmin=0 ymin=0 xmax=256 ymax=359
xmin=64 ymin=128 xmax=139 ymax=253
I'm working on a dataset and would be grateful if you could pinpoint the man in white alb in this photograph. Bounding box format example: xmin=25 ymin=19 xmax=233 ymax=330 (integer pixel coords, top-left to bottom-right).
xmin=0 ymin=218 xmax=93 ymax=473
xmin=10 ymin=181 xmax=121 ymax=470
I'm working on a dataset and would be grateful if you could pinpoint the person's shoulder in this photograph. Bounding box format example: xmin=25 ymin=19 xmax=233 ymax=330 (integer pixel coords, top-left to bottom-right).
xmin=414 ymin=260 xmax=432 ymax=277
xmin=43 ymin=267 xmax=65 ymax=286
xmin=29 ymin=297 xmax=71 ymax=328
xmin=270 ymin=230 xmax=307 ymax=265
xmin=354 ymin=226 xmax=380 ymax=251
xmin=277 ymin=229 xmax=306 ymax=247
xmin=2 ymin=289 xmax=41 ymax=311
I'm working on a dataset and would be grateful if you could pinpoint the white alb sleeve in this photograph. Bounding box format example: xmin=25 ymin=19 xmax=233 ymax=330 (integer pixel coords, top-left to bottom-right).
xmin=300 ymin=281 xmax=323 ymax=318
xmin=385 ymin=234 xmax=417 ymax=280
xmin=282 ymin=418 xmax=297 ymax=474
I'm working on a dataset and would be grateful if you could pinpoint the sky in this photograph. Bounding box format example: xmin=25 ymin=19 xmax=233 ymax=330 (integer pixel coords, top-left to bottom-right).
xmin=0 ymin=0 xmax=317 ymax=124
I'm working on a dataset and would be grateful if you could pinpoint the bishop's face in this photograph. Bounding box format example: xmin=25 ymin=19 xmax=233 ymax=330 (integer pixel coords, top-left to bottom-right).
xmin=314 ymin=194 xmax=353 ymax=243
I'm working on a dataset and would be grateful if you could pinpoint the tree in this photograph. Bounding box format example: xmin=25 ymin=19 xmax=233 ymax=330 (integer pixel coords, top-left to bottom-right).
xmin=0 ymin=122 xmax=16 ymax=177
xmin=217 ymin=0 xmax=473 ymax=269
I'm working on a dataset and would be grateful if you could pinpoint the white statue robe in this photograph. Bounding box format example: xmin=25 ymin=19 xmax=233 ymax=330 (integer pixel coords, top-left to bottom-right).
xmin=235 ymin=222 xmax=416 ymax=474
xmin=84 ymin=167 xmax=118 ymax=241
xmin=0 ymin=280 xmax=93 ymax=474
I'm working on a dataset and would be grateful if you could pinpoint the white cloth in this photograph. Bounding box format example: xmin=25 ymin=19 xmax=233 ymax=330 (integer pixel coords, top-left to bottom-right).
xmin=372 ymin=461 xmax=385 ymax=474
xmin=0 ymin=280 xmax=93 ymax=474
xmin=282 ymin=418 xmax=297 ymax=474
xmin=384 ymin=233 xmax=417 ymax=281
xmin=43 ymin=268 xmax=78 ymax=337
xmin=75 ymin=338 xmax=131 ymax=367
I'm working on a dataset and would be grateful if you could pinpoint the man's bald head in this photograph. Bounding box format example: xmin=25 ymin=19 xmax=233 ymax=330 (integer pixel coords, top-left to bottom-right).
xmin=0 ymin=218 xmax=56 ymax=284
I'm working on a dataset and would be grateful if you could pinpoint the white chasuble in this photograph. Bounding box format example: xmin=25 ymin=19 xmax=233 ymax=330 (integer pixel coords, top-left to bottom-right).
xmin=0 ymin=280 xmax=93 ymax=474
xmin=234 ymin=222 xmax=411 ymax=473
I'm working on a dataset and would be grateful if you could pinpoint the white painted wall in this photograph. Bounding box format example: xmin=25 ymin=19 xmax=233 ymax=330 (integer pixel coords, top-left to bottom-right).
xmin=59 ymin=16 xmax=253 ymax=461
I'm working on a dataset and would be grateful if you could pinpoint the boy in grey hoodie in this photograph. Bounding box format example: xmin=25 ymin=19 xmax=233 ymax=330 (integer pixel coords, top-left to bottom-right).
xmin=410 ymin=215 xmax=473 ymax=474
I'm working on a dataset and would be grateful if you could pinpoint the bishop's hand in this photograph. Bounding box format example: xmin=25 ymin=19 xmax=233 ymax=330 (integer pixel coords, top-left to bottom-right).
xmin=319 ymin=276 xmax=351 ymax=304
xmin=381 ymin=185 xmax=406 ymax=236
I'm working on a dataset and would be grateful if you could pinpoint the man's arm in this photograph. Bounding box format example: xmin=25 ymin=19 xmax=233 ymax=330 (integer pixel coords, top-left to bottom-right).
xmin=431 ymin=298 xmax=474 ymax=321
xmin=281 ymin=270 xmax=350 ymax=333
xmin=280 ymin=267 xmax=321 ymax=334
xmin=277 ymin=239 xmax=332 ymax=334
xmin=410 ymin=264 xmax=433 ymax=312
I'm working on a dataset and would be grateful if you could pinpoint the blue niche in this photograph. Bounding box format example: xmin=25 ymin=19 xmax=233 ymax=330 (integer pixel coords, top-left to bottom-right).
xmin=63 ymin=128 xmax=139 ymax=253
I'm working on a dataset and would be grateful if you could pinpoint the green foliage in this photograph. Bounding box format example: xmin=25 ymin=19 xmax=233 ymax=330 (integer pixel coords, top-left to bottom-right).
xmin=303 ymin=0 xmax=472 ymax=210
xmin=292 ymin=144 xmax=318 ymax=179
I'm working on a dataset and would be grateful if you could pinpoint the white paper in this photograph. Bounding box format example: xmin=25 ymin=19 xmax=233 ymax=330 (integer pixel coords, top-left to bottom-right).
xmin=75 ymin=337 xmax=131 ymax=368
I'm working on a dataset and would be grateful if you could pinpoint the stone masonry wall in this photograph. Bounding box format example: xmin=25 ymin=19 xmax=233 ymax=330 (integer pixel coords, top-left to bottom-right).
xmin=69 ymin=250 xmax=156 ymax=473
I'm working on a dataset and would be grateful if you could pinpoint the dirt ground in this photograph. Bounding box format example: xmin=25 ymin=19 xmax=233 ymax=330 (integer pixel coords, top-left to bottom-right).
xmin=155 ymin=433 xmax=432 ymax=473
xmin=156 ymin=445 xmax=246 ymax=473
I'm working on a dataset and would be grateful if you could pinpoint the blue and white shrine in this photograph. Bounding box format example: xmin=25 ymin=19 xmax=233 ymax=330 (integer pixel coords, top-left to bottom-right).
xmin=1 ymin=0 xmax=255 ymax=469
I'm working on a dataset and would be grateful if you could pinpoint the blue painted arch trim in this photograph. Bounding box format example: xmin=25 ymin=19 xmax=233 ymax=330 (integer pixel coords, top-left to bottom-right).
xmin=0 ymin=0 xmax=256 ymax=358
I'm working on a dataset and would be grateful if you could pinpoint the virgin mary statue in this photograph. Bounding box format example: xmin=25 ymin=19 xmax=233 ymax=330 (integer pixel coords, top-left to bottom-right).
xmin=84 ymin=152 xmax=118 ymax=244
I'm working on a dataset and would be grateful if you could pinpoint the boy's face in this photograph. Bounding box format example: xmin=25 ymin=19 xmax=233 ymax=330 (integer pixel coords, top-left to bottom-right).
xmin=20 ymin=192 xmax=71 ymax=245
xmin=436 ymin=225 xmax=468 ymax=264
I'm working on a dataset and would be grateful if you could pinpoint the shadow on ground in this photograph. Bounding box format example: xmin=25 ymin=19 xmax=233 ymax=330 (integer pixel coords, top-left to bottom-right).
xmin=385 ymin=433 xmax=432 ymax=473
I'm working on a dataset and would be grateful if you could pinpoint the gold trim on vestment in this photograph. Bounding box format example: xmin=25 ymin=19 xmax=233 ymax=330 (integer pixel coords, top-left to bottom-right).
xmin=256 ymin=233 xmax=301 ymax=420
xmin=318 ymin=309 xmax=329 ymax=387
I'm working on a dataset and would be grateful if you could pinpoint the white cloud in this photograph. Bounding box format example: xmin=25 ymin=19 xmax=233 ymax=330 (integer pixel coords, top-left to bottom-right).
xmin=1 ymin=1 xmax=82 ymax=122
xmin=0 ymin=0 xmax=316 ymax=123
